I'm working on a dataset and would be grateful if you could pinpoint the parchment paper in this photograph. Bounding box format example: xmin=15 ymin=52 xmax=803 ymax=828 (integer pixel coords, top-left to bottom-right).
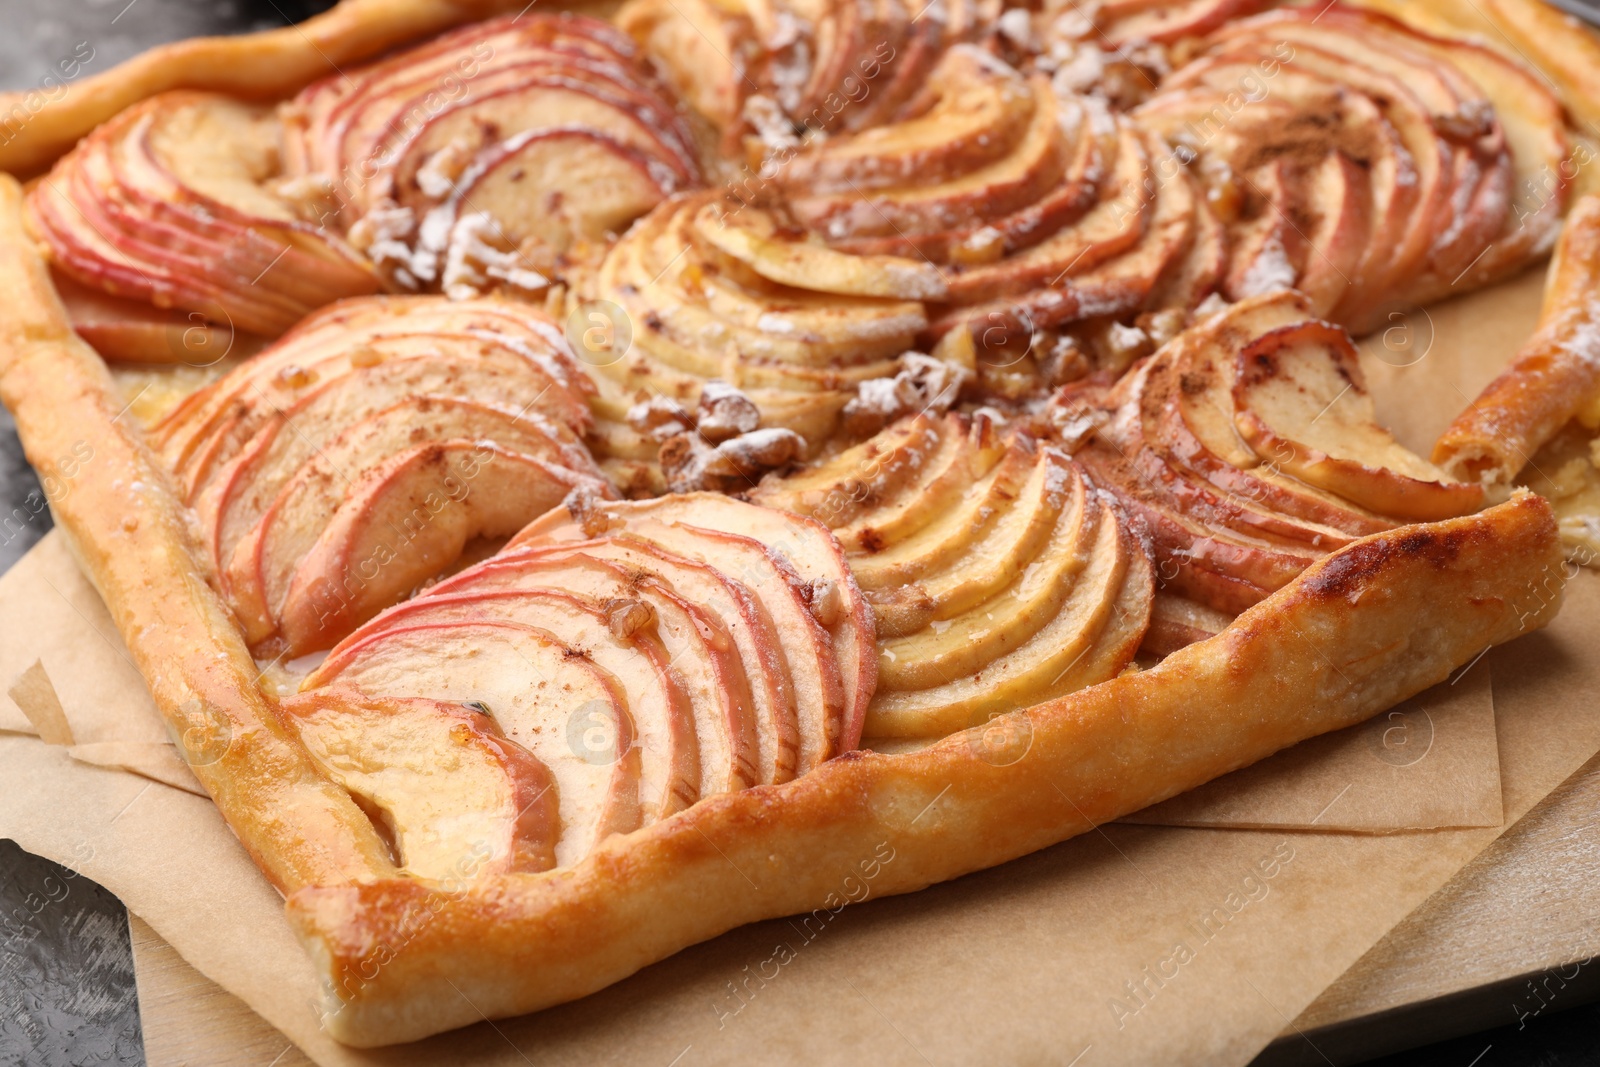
xmin=3 ymin=565 xmax=1598 ymax=1067
xmin=4 ymin=265 xmax=1598 ymax=1066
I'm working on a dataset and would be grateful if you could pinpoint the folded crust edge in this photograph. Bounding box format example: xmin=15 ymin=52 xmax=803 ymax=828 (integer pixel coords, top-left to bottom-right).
xmin=289 ymin=490 xmax=1564 ymax=1046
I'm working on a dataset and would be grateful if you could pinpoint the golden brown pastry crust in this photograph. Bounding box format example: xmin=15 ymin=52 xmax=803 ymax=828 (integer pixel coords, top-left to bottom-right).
xmin=286 ymin=491 xmax=1562 ymax=1046
xmin=1435 ymin=195 xmax=1600 ymax=485
xmin=0 ymin=0 xmax=552 ymax=178
xmin=0 ymin=0 xmax=1583 ymax=1049
xmin=0 ymin=175 xmax=394 ymax=891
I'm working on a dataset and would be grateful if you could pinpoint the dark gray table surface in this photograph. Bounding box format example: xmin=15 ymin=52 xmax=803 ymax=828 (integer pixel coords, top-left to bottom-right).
xmin=1 ymin=2 xmax=1598 ymax=1064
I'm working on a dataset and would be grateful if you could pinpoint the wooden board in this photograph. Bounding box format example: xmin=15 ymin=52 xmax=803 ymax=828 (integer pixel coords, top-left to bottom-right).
xmin=128 ymin=751 xmax=1600 ymax=1067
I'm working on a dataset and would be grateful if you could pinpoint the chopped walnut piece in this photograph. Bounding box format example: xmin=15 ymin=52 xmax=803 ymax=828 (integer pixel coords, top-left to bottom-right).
xmin=660 ymin=427 xmax=805 ymax=492
xmin=415 ymin=136 xmax=476 ymax=200
xmin=603 ymin=597 xmax=656 ymax=639
xmin=1035 ymin=333 xmax=1091 ymax=387
xmin=840 ymin=353 xmax=973 ymax=438
xmin=839 ymin=377 xmax=905 ymax=439
xmin=1048 ymin=383 xmax=1112 ymax=454
xmin=895 ymin=352 xmax=971 ymax=411
xmin=696 ymin=380 xmax=761 ymax=442
xmin=1434 ymin=100 xmax=1496 ymax=144
xmin=564 ymin=484 xmax=619 ymax=537
xmin=804 ymin=578 xmax=843 ymax=627
xmin=440 ymin=212 xmax=550 ymax=301
xmin=626 ymin=395 xmax=694 ymax=441
xmin=1137 ymin=308 xmax=1189 ymax=350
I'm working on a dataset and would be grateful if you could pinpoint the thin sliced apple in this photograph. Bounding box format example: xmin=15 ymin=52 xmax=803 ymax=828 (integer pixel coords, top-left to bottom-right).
xmin=693 ymin=201 xmax=948 ymax=300
xmin=846 ymin=439 xmax=1039 ymax=590
xmin=876 ymin=452 xmax=1087 ymax=689
xmin=1100 ymin=0 xmax=1275 ymax=44
xmin=156 ymin=297 xmax=596 ymax=489
xmin=750 ymin=414 xmax=946 ymax=528
xmin=50 ymin=267 xmax=250 ymax=365
xmin=423 ymin=128 xmax=676 ymax=255
xmin=514 ymin=492 xmax=873 ymax=755
xmin=775 ymin=43 xmax=1036 ymax=194
xmin=193 ymin=349 xmax=595 ymax=573
xmin=280 ymin=690 xmax=561 ymax=878
xmin=227 ymin=394 xmax=605 ymax=643
xmin=1231 ymin=319 xmax=1484 ymax=521
xmin=276 ymin=443 xmax=599 ymax=653
xmin=1141 ymin=592 xmax=1233 ymax=658
xmin=511 ymin=535 xmax=799 ymax=786
xmin=864 ymin=492 xmax=1136 ymax=738
xmin=789 ymin=66 xmax=1068 ymax=244
xmin=429 ymin=548 xmax=762 ymax=796
xmin=605 ymin=518 xmax=846 ymax=774
xmin=331 ymin=586 xmax=700 ymax=822
xmin=304 ymin=620 xmax=641 ymax=867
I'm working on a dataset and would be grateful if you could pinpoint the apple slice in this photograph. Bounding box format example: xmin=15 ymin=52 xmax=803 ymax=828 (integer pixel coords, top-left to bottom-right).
xmin=1141 ymin=592 xmax=1233 ymax=658
xmin=748 ymin=412 xmax=982 ymax=538
xmin=616 ymin=0 xmax=751 ymax=139
xmin=1121 ymin=356 xmax=1362 ymax=549
xmin=789 ymin=64 xmax=1068 ymax=243
xmin=330 ymin=586 xmax=700 ymax=822
xmin=934 ymin=121 xmax=1153 ymax=307
xmin=875 ymin=451 xmax=1086 ymax=689
xmin=282 ymin=12 xmax=702 ymax=289
xmin=750 ymin=414 xmax=947 ymax=528
xmin=1075 ymin=442 xmax=1313 ymax=613
xmin=1160 ymin=292 xmax=1394 ymax=532
xmin=910 ymin=443 xmax=1083 ymax=619
xmin=776 ymin=44 xmax=1037 ymax=195
xmin=1231 ymin=319 xmax=1484 ymax=521
xmin=304 ymin=620 xmax=640 ymax=867
xmin=420 ymin=127 xmax=677 ymax=257
xmin=845 ymin=439 xmax=1039 ymax=591
xmin=602 ymin=518 xmax=846 ymax=774
xmin=155 ymin=297 xmax=595 ymax=488
xmin=275 ymin=444 xmax=600 ymax=653
xmin=223 ymin=394 xmax=606 ymax=649
xmin=502 ymin=535 xmax=799 ymax=786
xmin=514 ymin=493 xmax=873 ymax=755
xmin=386 ymin=72 xmax=698 ymax=216
xmin=1147 ymin=193 xmax=1227 ymax=312
xmin=692 ymin=201 xmax=948 ymax=300
xmin=831 ymin=416 xmax=1009 ymax=551
xmin=280 ymin=690 xmax=560 ymax=879
xmin=1099 ymin=0 xmax=1275 ymax=44
xmin=863 ymin=491 xmax=1133 ymax=737
xmin=428 ymin=548 xmax=761 ymax=796
xmin=49 ymin=267 xmax=251 ymax=365
xmin=193 ymin=349 xmax=597 ymax=571
xmin=27 ymin=91 xmax=378 ymax=340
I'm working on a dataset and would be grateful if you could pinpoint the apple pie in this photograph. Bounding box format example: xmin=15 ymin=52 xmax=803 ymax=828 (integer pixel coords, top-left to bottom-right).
xmin=0 ymin=0 xmax=1593 ymax=1047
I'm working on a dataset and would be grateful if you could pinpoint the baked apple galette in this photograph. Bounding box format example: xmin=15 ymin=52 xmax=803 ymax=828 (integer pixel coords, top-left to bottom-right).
xmin=0 ymin=0 xmax=1592 ymax=1046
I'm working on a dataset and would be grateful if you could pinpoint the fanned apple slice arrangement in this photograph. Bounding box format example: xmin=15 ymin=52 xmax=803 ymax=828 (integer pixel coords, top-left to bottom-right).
xmin=1083 ymin=0 xmax=1276 ymax=45
xmin=291 ymin=492 xmax=873 ymax=872
xmin=752 ymin=412 xmax=1155 ymax=739
xmin=281 ymin=13 xmax=703 ymax=297
xmin=25 ymin=91 xmax=379 ymax=341
xmin=617 ymin=0 xmax=998 ymax=147
xmin=1132 ymin=4 xmax=1569 ymax=334
xmin=1071 ymin=290 xmax=1483 ymax=633
xmin=579 ymin=189 xmax=942 ymax=461
xmin=148 ymin=294 xmax=609 ymax=657
xmin=759 ymin=44 xmax=1220 ymax=343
